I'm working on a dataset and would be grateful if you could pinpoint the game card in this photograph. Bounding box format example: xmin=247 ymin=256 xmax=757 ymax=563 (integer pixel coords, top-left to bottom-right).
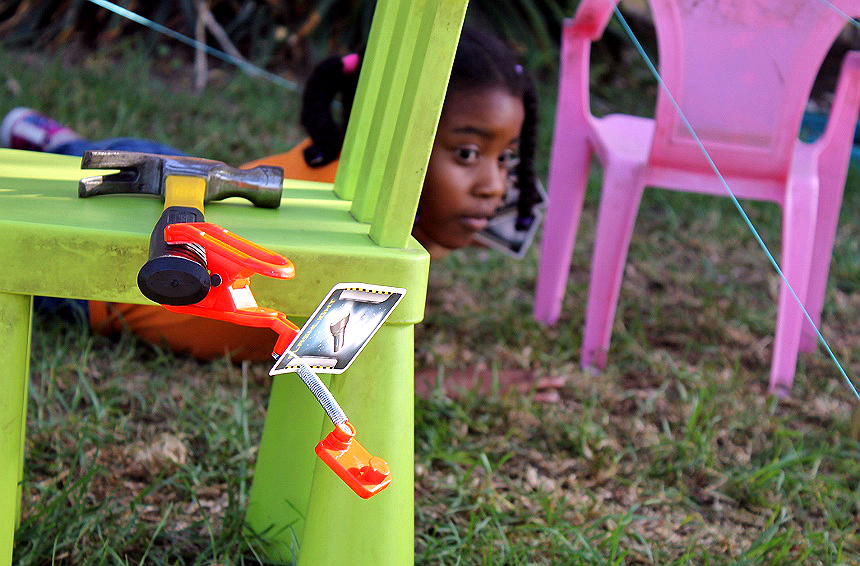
xmin=473 ymin=179 xmax=547 ymax=259
xmin=270 ymin=283 xmax=405 ymax=375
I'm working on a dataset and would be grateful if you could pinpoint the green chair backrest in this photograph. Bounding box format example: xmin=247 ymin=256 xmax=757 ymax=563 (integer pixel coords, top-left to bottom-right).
xmin=336 ymin=0 xmax=469 ymax=249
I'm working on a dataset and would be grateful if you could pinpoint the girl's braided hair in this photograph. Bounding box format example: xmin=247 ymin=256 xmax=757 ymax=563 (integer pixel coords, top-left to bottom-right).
xmin=300 ymin=26 xmax=541 ymax=230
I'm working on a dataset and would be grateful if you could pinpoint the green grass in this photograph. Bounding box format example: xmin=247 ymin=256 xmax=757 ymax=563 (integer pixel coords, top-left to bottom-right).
xmin=19 ymin=314 xmax=273 ymax=564
xmin=0 ymin=40 xmax=304 ymax=164
xmin=5 ymin=35 xmax=860 ymax=565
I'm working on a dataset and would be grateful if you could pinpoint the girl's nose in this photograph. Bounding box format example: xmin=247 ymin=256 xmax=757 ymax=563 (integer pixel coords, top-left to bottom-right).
xmin=473 ymin=160 xmax=508 ymax=200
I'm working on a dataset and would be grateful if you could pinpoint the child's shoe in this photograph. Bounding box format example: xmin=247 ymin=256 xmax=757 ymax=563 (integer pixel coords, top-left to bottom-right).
xmin=1 ymin=107 xmax=83 ymax=151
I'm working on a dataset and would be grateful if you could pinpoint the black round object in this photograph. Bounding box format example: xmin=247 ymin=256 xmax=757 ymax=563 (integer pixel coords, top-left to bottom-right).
xmin=138 ymin=255 xmax=211 ymax=306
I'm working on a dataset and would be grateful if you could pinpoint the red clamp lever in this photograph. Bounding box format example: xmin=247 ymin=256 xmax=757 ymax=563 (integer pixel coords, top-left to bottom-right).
xmin=316 ymin=422 xmax=392 ymax=499
xmin=162 ymin=222 xmax=300 ymax=356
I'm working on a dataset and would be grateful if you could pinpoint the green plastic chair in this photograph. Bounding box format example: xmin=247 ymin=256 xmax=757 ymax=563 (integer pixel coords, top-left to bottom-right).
xmin=0 ymin=1 xmax=469 ymax=563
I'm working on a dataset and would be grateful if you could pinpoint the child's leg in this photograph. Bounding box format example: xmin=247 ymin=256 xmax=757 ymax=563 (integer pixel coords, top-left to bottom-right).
xmin=53 ymin=137 xmax=185 ymax=157
xmin=1 ymin=107 xmax=186 ymax=157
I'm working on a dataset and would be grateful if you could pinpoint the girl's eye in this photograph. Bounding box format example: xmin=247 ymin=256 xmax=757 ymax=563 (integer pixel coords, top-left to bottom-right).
xmin=455 ymin=147 xmax=480 ymax=164
xmin=499 ymin=150 xmax=520 ymax=170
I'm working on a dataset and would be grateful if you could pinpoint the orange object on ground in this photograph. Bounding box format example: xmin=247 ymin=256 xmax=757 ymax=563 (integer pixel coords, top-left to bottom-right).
xmin=242 ymin=138 xmax=339 ymax=183
xmin=88 ymin=301 xmax=280 ymax=361
xmin=88 ymin=140 xmax=338 ymax=362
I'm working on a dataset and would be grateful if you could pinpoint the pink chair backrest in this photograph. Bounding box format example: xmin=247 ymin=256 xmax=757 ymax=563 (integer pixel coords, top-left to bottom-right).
xmin=648 ymin=0 xmax=859 ymax=179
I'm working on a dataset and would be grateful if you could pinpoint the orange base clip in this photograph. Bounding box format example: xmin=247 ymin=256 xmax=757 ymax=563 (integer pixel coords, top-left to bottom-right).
xmin=315 ymin=422 xmax=391 ymax=499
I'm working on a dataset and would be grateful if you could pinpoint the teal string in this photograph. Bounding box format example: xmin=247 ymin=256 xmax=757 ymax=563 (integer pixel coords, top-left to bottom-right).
xmin=85 ymin=0 xmax=301 ymax=92
xmin=611 ymin=5 xmax=860 ymax=401
xmin=817 ymin=0 xmax=860 ymax=29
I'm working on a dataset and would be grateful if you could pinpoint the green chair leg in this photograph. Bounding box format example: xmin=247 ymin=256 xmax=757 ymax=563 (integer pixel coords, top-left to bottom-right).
xmin=247 ymin=323 xmax=414 ymax=564
xmin=0 ymin=293 xmax=32 ymax=566
xmin=245 ymin=370 xmax=328 ymax=560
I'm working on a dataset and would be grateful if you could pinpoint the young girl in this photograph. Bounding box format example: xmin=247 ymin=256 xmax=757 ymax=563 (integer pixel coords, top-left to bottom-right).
xmin=2 ymin=26 xmax=544 ymax=365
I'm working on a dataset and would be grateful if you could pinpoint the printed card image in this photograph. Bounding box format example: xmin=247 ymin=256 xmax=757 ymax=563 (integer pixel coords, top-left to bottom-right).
xmin=473 ymin=206 xmax=544 ymax=259
xmin=473 ymin=179 xmax=547 ymax=259
xmin=271 ymin=283 xmax=406 ymax=376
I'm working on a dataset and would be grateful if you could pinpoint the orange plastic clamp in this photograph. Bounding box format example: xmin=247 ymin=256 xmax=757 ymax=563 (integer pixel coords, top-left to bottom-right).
xmin=164 ymin=222 xmax=390 ymax=499
xmin=315 ymin=422 xmax=392 ymax=499
xmin=162 ymin=222 xmax=299 ymax=355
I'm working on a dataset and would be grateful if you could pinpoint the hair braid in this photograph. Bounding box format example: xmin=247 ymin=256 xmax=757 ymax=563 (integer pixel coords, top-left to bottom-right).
xmin=514 ymin=71 xmax=541 ymax=230
xmin=300 ymin=53 xmax=363 ymax=167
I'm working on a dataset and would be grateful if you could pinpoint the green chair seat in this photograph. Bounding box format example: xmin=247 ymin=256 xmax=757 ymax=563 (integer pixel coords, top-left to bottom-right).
xmin=0 ymin=149 xmax=428 ymax=322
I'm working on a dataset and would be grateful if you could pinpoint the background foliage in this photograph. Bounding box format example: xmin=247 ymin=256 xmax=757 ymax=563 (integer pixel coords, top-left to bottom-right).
xmin=0 ymin=0 xmax=582 ymax=73
xmin=3 ymin=0 xmax=860 ymax=564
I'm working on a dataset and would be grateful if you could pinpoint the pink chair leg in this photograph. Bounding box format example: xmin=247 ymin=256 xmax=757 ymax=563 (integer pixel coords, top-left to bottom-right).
xmin=799 ymin=175 xmax=845 ymax=352
xmin=800 ymin=143 xmax=853 ymax=352
xmin=769 ymin=177 xmax=818 ymax=396
xmin=802 ymin=51 xmax=860 ymax=351
xmin=534 ymin=136 xmax=592 ymax=325
xmin=581 ymin=160 xmax=645 ymax=369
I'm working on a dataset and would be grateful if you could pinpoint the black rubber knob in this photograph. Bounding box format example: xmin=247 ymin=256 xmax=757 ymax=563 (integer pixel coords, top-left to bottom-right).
xmin=137 ymin=206 xmax=210 ymax=306
xmin=138 ymin=254 xmax=210 ymax=305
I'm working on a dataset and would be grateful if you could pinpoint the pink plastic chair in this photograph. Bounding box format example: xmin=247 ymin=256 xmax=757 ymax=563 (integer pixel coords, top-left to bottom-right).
xmin=534 ymin=0 xmax=860 ymax=395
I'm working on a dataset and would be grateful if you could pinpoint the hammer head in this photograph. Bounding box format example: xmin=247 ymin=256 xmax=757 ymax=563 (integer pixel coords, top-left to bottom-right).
xmin=79 ymin=150 xmax=284 ymax=208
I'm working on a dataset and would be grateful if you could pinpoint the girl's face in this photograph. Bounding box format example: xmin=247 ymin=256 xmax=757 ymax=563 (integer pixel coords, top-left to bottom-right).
xmin=414 ymin=87 xmax=525 ymax=259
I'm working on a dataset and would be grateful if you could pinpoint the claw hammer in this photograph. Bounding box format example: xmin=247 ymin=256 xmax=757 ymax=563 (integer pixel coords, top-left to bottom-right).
xmin=79 ymin=150 xmax=284 ymax=306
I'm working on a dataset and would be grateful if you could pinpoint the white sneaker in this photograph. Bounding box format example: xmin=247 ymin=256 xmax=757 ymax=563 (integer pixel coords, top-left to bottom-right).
xmin=1 ymin=107 xmax=82 ymax=151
